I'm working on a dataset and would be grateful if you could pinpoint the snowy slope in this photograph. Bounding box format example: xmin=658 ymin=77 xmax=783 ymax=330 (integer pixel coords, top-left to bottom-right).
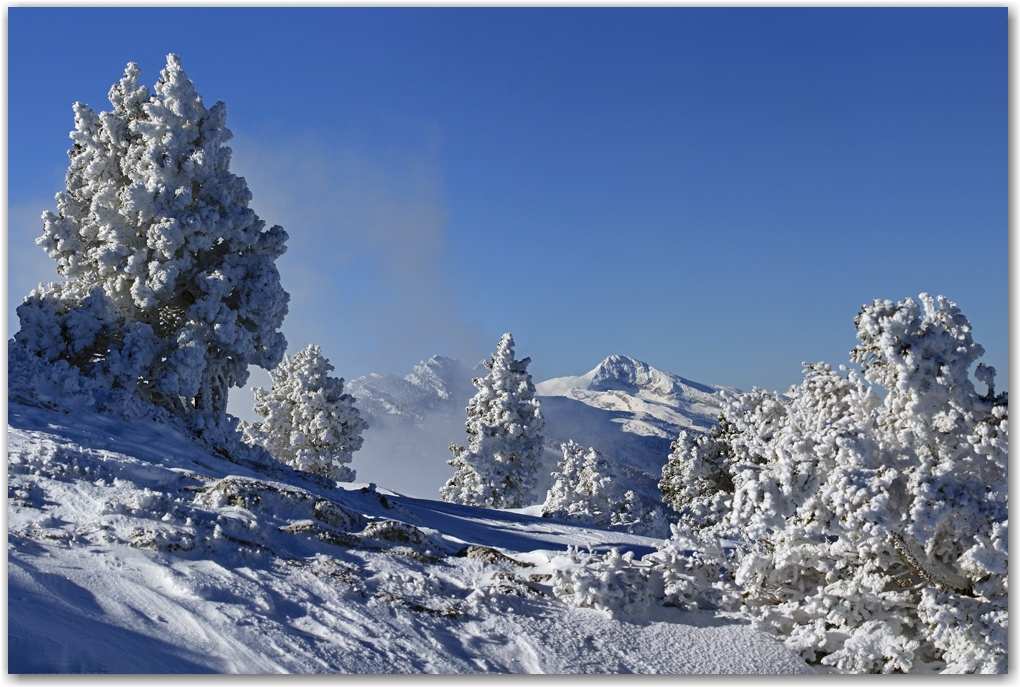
xmin=536 ymin=355 xmax=736 ymax=492
xmin=8 ymin=401 xmax=811 ymax=674
xmin=349 ymin=354 xmax=734 ymax=506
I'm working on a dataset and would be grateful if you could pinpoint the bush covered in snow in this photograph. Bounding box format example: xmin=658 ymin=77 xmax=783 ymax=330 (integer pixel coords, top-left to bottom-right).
xmin=550 ymin=546 xmax=661 ymax=617
xmin=12 ymin=54 xmax=289 ymax=434
xmin=543 ymin=440 xmax=669 ymax=537
xmin=242 ymin=345 xmax=367 ymax=482
xmin=441 ymin=333 xmax=545 ymax=508
xmin=653 ymin=293 xmax=1008 ymax=673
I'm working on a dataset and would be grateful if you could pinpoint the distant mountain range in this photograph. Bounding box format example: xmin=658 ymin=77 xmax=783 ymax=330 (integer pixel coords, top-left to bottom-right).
xmin=347 ymin=355 xmax=736 ymax=504
xmin=347 ymin=355 xmax=483 ymax=427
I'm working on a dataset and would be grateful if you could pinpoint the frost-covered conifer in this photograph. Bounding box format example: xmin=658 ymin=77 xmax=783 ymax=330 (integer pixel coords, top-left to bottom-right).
xmin=441 ymin=333 xmax=544 ymax=508
xmin=14 ymin=54 xmax=289 ymax=431
xmin=543 ymin=441 xmax=667 ymax=535
xmin=658 ymin=425 xmax=734 ymax=529
xmin=542 ymin=441 xmax=617 ymax=525
xmin=242 ymin=345 xmax=367 ymax=482
xmin=657 ymin=293 xmax=1007 ymax=673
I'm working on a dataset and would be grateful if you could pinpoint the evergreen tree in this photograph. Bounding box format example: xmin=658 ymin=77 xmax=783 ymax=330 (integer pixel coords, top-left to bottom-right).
xmin=658 ymin=425 xmax=733 ymax=529
xmin=441 ymin=333 xmax=544 ymax=508
xmin=542 ymin=441 xmax=617 ymax=525
xmin=546 ymin=441 xmax=670 ymax=536
xmin=657 ymin=293 xmax=1007 ymax=673
xmin=242 ymin=344 xmax=367 ymax=482
xmin=14 ymin=54 xmax=289 ymax=430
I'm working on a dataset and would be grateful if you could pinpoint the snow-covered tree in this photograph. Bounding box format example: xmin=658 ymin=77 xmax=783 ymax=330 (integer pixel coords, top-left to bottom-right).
xmin=441 ymin=333 xmax=545 ymax=508
xmin=543 ymin=441 xmax=668 ymax=535
xmin=658 ymin=425 xmax=734 ymax=529
xmin=542 ymin=441 xmax=618 ymax=525
xmin=13 ymin=54 xmax=289 ymax=431
xmin=657 ymin=293 xmax=1007 ymax=673
xmin=242 ymin=345 xmax=367 ymax=482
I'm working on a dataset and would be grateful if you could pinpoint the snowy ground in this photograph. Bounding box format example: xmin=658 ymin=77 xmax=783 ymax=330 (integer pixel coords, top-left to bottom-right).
xmin=8 ymin=402 xmax=812 ymax=674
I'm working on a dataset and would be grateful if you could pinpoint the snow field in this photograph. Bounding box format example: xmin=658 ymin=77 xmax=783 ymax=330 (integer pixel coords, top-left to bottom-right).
xmin=8 ymin=402 xmax=812 ymax=674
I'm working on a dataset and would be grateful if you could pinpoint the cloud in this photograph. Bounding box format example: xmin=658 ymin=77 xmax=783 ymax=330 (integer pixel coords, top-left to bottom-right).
xmin=225 ymin=132 xmax=490 ymax=419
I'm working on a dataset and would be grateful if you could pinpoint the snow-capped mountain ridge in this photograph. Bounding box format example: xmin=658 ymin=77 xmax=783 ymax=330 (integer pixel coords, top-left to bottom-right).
xmin=346 ymin=355 xmax=483 ymax=426
xmin=347 ymin=353 xmax=732 ymax=504
xmin=538 ymin=354 xmax=733 ymax=406
xmin=406 ymin=355 xmax=481 ymax=402
xmin=590 ymin=355 xmax=724 ymax=399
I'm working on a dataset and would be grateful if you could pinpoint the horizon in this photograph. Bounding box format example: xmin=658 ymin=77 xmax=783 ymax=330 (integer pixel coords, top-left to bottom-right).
xmin=8 ymin=7 xmax=1008 ymax=420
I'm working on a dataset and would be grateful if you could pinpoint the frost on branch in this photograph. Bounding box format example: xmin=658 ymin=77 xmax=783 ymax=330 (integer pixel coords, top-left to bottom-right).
xmin=655 ymin=293 xmax=1007 ymax=673
xmin=242 ymin=345 xmax=367 ymax=482
xmin=13 ymin=54 xmax=289 ymax=433
xmin=441 ymin=333 xmax=544 ymax=508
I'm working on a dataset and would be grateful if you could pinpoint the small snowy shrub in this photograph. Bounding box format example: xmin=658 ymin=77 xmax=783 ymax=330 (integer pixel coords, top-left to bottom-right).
xmin=13 ymin=54 xmax=289 ymax=432
xmin=441 ymin=333 xmax=545 ymax=508
xmin=15 ymin=284 xmax=158 ymax=394
xmin=243 ymin=345 xmax=367 ymax=482
xmin=9 ymin=335 xmax=99 ymax=411
xmin=543 ymin=441 xmax=669 ymax=536
xmin=652 ymin=523 xmax=735 ymax=612
xmin=657 ymin=293 xmax=1007 ymax=673
xmin=550 ymin=546 xmax=661 ymax=617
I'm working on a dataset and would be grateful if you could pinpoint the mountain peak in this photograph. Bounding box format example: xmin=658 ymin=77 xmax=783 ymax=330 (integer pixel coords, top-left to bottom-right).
xmin=589 ymin=355 xmax=683 ymax=399
xmin=535 ymin=354 xmax=727 ymax=401
xmin=406 ymin=356 xmax=474 ymax=400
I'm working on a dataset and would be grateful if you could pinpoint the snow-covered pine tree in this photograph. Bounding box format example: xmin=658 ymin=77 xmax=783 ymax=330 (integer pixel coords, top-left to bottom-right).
xmin=658 ymin=424 xmax=734 ymax=529
xmin=545 ymin=441 xmax=670 ymax=536
xmin=656 ymin=293 xmax=1007 ymax=673
xmin=441 ymin=333 xmax=545 ymax=508
xmin=242 ymin=345 xmax=367 ymax=482
xmin=542 ymin=441 xmax=617 ymax=525
xmin=14 ymin=54 xmax=289 ymax=432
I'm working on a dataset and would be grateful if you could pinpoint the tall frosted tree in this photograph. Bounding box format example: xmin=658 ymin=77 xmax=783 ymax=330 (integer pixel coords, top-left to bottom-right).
xmin=657 ymin=294 xmax=1007 ymax=673
xmin=242 ymin=345 xmax=367 ymax=482
xmin=441 ymin=333 xmax=545 ymax=508
xmin=14 ymin=54 xmax=289 ymax=430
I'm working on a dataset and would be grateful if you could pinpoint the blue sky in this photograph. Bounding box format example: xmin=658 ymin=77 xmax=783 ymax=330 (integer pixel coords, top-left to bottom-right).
xmin=8 ymin=8 xmax=1008 ymax=408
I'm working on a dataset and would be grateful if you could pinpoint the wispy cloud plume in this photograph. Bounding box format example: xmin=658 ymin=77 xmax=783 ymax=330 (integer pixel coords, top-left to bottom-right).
xmin=8 ymin=136 xmax=487 ymax=424
xmin=227 ymin=132 xmax=488 ymax=416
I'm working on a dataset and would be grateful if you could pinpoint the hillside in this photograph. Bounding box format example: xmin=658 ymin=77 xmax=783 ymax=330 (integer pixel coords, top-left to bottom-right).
xmin=8 ymin=400 xmax=812 ymax=674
